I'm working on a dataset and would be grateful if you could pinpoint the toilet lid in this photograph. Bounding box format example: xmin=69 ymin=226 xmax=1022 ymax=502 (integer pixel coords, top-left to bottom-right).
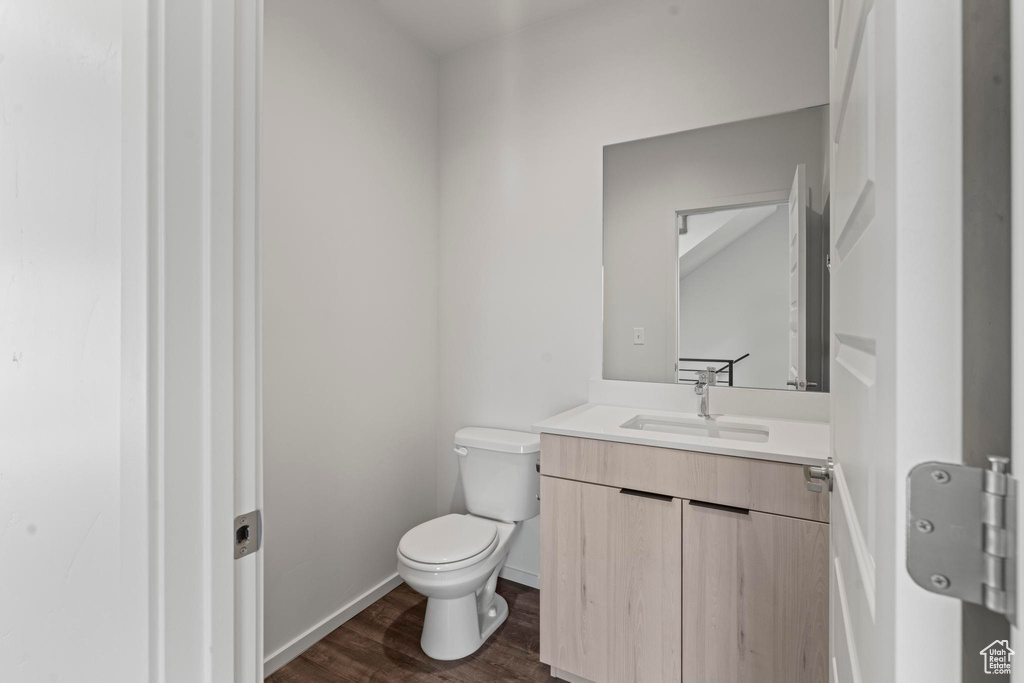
xmin=398 ymin=514 xmax=498 ymax=565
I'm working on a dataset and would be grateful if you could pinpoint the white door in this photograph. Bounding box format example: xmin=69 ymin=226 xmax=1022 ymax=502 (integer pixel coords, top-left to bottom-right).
xmin=829 ymin=0 xmax=963 ymax=681
xmin=788 ymin=163 xmax=808 ymax=389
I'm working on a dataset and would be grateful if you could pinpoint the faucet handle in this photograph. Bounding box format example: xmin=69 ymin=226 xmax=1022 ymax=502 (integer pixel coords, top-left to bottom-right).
xmin=694 ymin=368 xmax=716 ymax=394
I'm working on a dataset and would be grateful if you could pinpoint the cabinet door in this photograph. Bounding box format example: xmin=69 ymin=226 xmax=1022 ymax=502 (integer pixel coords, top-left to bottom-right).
xmin=540 ymin=477 xmax=682 ymax=683
xmin=682 ymin=501 xmax=828 ymax=682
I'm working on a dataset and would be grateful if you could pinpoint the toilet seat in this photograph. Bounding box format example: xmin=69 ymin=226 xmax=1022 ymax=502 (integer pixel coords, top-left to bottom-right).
xmin=398 ymin=514 xmax=498 ymax=572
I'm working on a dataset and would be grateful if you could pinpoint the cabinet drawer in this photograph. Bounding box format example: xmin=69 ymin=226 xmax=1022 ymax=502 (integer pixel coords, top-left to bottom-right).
xmin=541 ymin=434 xmax=829 ymax=523
xmin=540 ymin=476 xmax=681 ymax=683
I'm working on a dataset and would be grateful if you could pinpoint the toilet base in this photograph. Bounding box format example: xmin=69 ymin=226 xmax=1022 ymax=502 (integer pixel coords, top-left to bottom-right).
xmin=420 ymin=592 xmax=509 ymax=660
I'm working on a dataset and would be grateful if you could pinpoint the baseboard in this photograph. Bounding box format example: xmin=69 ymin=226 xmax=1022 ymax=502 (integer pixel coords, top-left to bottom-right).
xmin=499 ymin=565 xmax=540 ymax=589
xmin=263 ymin=573 xmax=403 ymax=677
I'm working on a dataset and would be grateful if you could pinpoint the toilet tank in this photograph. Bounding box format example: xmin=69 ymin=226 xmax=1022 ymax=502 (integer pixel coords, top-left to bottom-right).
xmin=454 ymin=427 xmax=541 ymax=523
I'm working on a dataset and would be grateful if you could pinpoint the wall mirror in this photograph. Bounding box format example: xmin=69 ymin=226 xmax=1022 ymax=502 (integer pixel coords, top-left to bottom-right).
xmin=603 ymin=106 xmax=830 ymax=391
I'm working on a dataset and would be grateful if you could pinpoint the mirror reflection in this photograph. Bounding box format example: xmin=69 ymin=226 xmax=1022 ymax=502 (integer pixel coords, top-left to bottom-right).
xmin=603 ymin=106 xmax=830 ymax=391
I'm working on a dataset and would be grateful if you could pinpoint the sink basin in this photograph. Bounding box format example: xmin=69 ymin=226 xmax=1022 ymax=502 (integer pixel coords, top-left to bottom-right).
xmin=620 ymin=414 xmax=770 ymax=443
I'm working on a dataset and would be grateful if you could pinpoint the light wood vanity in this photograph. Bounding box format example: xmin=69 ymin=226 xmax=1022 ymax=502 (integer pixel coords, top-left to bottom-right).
xmin=539 ymin=434 xmax=829 ymax=683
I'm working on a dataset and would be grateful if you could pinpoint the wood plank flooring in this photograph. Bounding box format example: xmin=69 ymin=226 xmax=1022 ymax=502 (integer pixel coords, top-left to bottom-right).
xmin=266 ymin=579 xmax=556 ymax=682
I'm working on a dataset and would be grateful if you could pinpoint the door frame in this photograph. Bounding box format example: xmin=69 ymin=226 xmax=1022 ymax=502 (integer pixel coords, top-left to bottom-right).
xmin=122 ymin=0 xmax=264 ymax=680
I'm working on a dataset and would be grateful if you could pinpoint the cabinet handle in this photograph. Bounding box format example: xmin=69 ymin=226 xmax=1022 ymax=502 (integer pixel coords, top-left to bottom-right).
xmin=619 ymin=488 xmax=674 ymax=502
xmin=688 ymin=500 xmax=749 ymax=515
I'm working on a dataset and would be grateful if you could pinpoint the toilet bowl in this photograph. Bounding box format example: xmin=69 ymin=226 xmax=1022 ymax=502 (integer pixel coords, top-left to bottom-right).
xmin=397 ymin=514 xmax=519 ymax=660
xmin=396 ymin=427 xmax=540 ymax=660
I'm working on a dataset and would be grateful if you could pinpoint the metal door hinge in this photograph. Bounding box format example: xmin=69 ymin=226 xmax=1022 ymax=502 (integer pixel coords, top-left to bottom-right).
xmin=234 ymin=510 xmax=262 ymax=559
xmin=906 ymin=457 xmax=1016 ymax=624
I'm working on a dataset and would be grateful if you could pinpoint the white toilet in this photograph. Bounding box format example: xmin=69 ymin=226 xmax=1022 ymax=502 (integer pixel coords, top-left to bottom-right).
xmin=396 ymin=427 xmax=540 ymax=660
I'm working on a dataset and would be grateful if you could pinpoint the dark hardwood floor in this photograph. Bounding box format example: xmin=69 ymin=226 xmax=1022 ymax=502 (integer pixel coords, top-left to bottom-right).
xmin=266 ymin=579 xmax=557 ymax=682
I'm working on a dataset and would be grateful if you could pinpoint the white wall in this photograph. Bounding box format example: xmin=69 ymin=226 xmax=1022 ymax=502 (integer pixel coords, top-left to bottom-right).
xmin=438 ymin=0 xmax=828 ymax=580
xmin=262 ymin=0 xmax=439 ymax=660
xmin=0 ymin=1 xmax=145 ymax=681
xmin=678 ymin=207 xmax=791 ymax=389
xmin=603 ymin=107 xmax=825 ymax=383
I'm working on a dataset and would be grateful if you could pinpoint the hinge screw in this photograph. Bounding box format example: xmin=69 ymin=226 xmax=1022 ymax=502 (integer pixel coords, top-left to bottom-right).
xmin=915 ymin=519 xmax=934 ymax=534
xmin=931 ymin=470 xmax=951 ymax=484
xmin=930 ymin=574 xmax=950 ymax=589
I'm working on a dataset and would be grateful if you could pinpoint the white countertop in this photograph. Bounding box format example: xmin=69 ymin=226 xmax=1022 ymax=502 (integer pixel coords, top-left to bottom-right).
xmin=532 ymin=403 xmax=830 ymax=466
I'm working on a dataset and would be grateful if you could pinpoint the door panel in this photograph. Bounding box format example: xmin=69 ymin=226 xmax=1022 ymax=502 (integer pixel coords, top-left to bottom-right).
xmin=540 ymin=477 xmax=682 ymax=683
xmin=682 ymin=502 xmax=829 ymax=683
xmin=829 ymin=0 xmax=887 ymax=678
xmin=835 ymin=0 xmax=892 ymax=679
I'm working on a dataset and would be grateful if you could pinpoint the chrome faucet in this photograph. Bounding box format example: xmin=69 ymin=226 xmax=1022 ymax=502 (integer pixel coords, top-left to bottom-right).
xmin=694 ymin=367 xmax=716 ymax=419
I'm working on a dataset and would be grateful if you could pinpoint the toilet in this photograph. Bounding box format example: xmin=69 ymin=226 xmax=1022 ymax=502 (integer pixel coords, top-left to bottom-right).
xmin=396 ymin=427 xmax=540 ymax=660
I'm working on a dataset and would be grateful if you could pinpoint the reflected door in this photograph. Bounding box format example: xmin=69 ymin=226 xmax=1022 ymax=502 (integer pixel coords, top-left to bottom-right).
xmin=788 ymin=163 xmax=808 ymax=390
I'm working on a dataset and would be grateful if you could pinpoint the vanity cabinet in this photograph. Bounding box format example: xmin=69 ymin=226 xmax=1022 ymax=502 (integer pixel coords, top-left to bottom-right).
xmin=539 ymin=434 xmax=829 ymax=683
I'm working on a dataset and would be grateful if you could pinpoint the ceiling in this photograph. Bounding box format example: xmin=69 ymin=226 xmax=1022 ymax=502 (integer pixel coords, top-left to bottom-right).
xmin=370 ymin=0 xmax=602 ymax=56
